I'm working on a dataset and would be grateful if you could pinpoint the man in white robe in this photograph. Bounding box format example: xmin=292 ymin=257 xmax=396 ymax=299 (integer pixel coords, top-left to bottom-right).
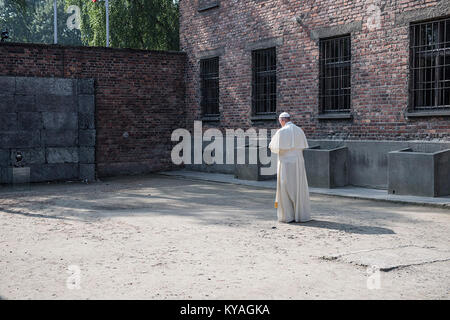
xmin=269 ymin=112 xmax=311 ymax=223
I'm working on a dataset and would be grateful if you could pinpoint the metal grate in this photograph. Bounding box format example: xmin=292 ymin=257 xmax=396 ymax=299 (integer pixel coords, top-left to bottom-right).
xmin=410 ymin=17 xmax=450 ymax=111
xmin=200 ymin=57 xmax=220 ymax=116
xmin=252 ymin=47 xmax=277 ymax=115
xmin=319 ymin=35 xmax=351 ymax=113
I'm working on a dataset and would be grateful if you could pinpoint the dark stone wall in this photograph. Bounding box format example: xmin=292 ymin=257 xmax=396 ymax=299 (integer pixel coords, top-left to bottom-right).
xmin=0 ymin=43 xmax=186 ymax=178
xmin=0 ymin=76 xmax=95 ymax=183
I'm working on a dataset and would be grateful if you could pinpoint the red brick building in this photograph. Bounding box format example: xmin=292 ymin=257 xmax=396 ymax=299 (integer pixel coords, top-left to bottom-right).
xmin=1 ymin=1 xmax=449 ymax=192
xmin=180 ymin=0 xmax=450 ymax=139
xmin=180 ymin=0 xmax=450 ymax=189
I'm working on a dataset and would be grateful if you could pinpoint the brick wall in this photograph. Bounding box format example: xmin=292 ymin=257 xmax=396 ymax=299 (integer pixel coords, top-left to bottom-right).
xmin=0 ymin=75 xmax=96 ymax=183
xmin=180 ymin=0 xmax=450 ymax=141
xmin=0 ymin=43 xmax=186 ymax=177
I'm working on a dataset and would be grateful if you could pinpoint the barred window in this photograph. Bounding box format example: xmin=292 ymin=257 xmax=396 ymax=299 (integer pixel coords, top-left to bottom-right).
xmin=200 ymin=57 xmax=219 ymax=116
xmin=252 ymin=47 xmax=276 ymax=115
xmin=198 ymin=0 xmax=220 ymax=12
xmin=319 ymin=35 xmax=351 ymax=113
xmin=410 ymin=17 xmax=450 ymax=111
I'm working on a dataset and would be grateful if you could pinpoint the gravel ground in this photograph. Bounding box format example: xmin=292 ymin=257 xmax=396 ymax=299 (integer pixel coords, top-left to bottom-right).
xmin=0 ymin=174 xmax=449 ymax=300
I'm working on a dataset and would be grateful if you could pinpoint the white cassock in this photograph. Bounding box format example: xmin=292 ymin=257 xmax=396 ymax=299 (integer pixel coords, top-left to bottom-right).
xmin=269 ymin=122 xmax=311 ymax=223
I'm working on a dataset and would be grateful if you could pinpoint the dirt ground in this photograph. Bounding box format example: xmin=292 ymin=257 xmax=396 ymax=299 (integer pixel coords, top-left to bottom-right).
xmin=0 ymin=174 xmax=449 ymax=300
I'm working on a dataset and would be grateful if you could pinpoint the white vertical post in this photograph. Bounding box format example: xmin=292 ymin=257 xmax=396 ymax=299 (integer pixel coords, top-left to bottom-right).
xmin=53 ymin=0 xmax=58 ymax=44
xmin=105 ymin=0 xmax=109 ymax=47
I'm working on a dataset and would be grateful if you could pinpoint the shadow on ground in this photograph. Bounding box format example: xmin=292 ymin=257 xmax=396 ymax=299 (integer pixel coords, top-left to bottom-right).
xmin=292 ymin=219 xmax=395 ymax=235
xmin=0 ymin=174 xmax=417 ymax=232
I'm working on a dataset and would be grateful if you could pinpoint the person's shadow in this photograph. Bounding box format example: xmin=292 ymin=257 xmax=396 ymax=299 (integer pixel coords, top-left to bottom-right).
xmin=290 ymin=219 xmax=395 ymax=235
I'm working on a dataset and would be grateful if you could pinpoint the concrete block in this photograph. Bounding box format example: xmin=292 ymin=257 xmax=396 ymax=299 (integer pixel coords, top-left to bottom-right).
xmin=0 ymin=131 xmax=41 ymax=148
xmin=78 ymin=95 xmax=95 ymax=114
xmin=0 ymin=113 xmax=17 ymax=131
xmin=185 ymin=163 xmax=236 ymax=174
xmin=42 ymin=112 xmax=78 ymax=130
xmin=78 ymin=112 xmax=95 ymax=129
xmin=304 ymin=146 xmax=329 ymax=188
xmin=14 ymin=94 xmax=36 ymax=112
xmin=46 ymin=147 xmax=79 ymax=164
xmin=18 ymin=112 xmax=43 ymax=130
xmin=304 ymin=146 xmax=348 ymax=188
xmin=12 ymin=167 xmax=30 ymax=184
xmin=310 ymin=21 xmax=362 ymax=40
xmin=434 ymin=150 xmax=450 ymax=196
xmin=10 ymin=148 xmax=45 ymax=166
xmin=77 ymin=79 xmax=95 ymax=95
xmin=245 ymin=36 xmax=284 ymax=51
xmin=0 ymin=149 xmax=10 ymax=167
xmin=308 ymin=139 xmax=412 ymax=189
xmin=0 ymin=167 xmax=12 ymax=184
xmin=41 ymin=130 xmax=78 ymax=147
xmin=234 ymin=162 xmax=258 ymax=180
xmin=80 ymin=163 xmax=95 ymax=181
xmin=346 ymin=141 xmax=406 ymax=189
xmin=30 ymin=163 xmax=79 ymax=182
xmin=79 ymin=129 xmax=96 ymax=147
xmin=0 ymin=76 xmax=16 ymax=93
xmin=79 ymin=147 xmax=95 ymax=163
xmin=51 ymin=78 xmax=73 ymax=96
xmin=36 ymin=94 xmax=76 ymax=112
xmin=0 ymin=94 xmax=16 ymax=113
xmin=330 ymin=147 xmax=348 ymax=187
xmin=234 ymin=143 xmax=277 ymax=181
xmin=234 ymin=163 xmax=268 ymax=181
xmin=16 ymin=77 xmax=54 ymax=95
xmin=187 ymin=135 xmax=235 ymax=174
xmin=388 ymin=148 xmax=450 ymax=197
xmin=15 ymin=77 xmax=35 ymax=95
xmin=436 ymin=150 xmax=450 ymax=198
xmin=186 ymin=136 xmax=276 ymax=178
xmin=185 ymin=137 xmax=450 ymax=191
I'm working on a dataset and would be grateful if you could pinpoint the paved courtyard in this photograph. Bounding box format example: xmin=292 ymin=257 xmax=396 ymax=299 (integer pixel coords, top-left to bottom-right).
xmin=0 ymin=174 xmax=449 ymax=299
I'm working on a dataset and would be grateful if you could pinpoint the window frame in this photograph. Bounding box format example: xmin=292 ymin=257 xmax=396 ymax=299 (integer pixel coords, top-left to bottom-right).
xmin=409 ymin=16 xmax=450 ymax=113
xmin=198 ymin=0 xmax=220 ymax=12
xmin=200 ymin=56 xmax=220 ymax=117
xmin=318 ymin=34 xmax=352 ymax=115
xmin=251 ymin=47 xmax=277 ymax=116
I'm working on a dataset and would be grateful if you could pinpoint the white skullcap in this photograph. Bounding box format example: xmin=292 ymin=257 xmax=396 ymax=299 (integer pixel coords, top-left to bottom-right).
xmin=279 ymin=112 xmax=290 ymax=118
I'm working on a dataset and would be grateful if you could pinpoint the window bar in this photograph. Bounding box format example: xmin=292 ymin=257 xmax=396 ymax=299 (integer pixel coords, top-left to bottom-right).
xmin=320 ymin=35 xmax=351 ymax=113
xmin=340 ymin=37 xmax=343 ymax=111
xmin=411 ymin=17 xmax=450 ymax=110
xmin=200 ymin=57 xmax=219 ymax=116
xmin=252 ymin=48 xmax=276 ymax=114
